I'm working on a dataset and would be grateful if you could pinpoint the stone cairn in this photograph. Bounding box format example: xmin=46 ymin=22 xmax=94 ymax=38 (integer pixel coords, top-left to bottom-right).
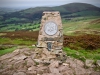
xmin=36 ymin=11 xmax=66 ymax=63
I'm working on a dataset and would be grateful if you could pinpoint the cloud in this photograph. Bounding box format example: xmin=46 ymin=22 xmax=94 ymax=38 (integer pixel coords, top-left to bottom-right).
xmin=0 ymin=0 xmax=100 ymax=8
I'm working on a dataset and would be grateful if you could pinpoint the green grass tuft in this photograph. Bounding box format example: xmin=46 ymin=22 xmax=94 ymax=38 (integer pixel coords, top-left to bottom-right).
xmin=0 ymin=47 xmax=16 ymax=56
xmin=63 ymin=47 xmax=100 ymax=62
xmin=0 ymin=38 xmax=36 ymax=45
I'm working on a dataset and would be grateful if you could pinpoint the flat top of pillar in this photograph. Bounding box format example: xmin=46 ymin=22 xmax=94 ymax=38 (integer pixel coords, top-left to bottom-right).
xmin=43 ymin=11 xmax=60 ymax=14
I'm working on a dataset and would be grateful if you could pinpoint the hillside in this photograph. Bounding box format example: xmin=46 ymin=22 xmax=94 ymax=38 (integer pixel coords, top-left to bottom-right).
xmin=0 ymin=7 xmax=22 ymax=15
xmin=2 ymin=3 xmax=100 ymax=20
xmin=0 ymin=3 xmax=100 ymax=32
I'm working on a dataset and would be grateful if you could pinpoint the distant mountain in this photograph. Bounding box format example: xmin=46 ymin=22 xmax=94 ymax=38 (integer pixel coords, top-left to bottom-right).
xmin=0 ymin=7 xmax=23 ymax=15
xmin=1 ymin=3 xmax=100 ymax=24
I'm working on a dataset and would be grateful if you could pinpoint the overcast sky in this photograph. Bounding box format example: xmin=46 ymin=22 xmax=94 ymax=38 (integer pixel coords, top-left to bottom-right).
xmin=0 ymin=0 xmax=100 ymax=8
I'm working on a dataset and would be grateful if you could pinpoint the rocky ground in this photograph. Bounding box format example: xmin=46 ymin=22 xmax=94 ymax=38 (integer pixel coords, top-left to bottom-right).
xmin=0 ymin=47 xmax=100 ymax=75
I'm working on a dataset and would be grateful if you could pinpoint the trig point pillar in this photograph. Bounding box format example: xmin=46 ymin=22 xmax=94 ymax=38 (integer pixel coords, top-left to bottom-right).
xmin=37 ymin=11 xmax=63 ymax=51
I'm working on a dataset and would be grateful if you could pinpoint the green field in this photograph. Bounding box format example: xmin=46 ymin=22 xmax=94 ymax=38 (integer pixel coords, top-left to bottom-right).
xmin=0 ymin=16 xmax=100 ymax=34
xmin=0 ymin=16 xmax=100 ymax=63
xmin=0 ymin=22 xmax=40 ymax=32
xmin=63 ymin=16 xmax=100 ymax=35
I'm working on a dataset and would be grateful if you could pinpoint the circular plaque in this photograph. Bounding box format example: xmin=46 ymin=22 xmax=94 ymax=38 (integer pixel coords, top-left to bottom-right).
xmin=44 ymin=21 xmax=58 ymax=35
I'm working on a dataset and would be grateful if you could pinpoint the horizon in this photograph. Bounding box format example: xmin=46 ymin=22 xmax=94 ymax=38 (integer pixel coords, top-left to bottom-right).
xmin=0 ymin=0 xmax=100 ymax=9
xmin=0 ymin=2 xmax=100 ymax=10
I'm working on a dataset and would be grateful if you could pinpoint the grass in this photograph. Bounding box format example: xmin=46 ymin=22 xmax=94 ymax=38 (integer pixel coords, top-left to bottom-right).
xmin=0 ymin=16 xmax=100 ymax=34
xmin=0 ymin=47 xmax=17 ymax=56
xmin=63 ymin=16 xmax=100 ymax=35
xmin=63 ymin=47 xmax=100 ymax=62
xmin=0 ymin=23 xmax=40 ymax=32
xmin=0 ymin=38 xmax=37 ymax=45
xmin=0 ymin=45 xmax=37 ymax=56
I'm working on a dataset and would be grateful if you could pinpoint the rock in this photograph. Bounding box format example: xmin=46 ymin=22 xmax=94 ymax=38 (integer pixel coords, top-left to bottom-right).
xmin=85 ymin=59 xmax=94 ymax=67
xmin=97 ymin=60 xmax=100 ymax=67
xmin=74 ymin=67 xmax=86 ymax=75
xmin=90 ymin=72 xmax=100 ymax=75
xmin=66 ymin=57 xmax=77 ymax=68
xmin=27 ymin=66 xmax=37 ymax=75
xmin=62 ymin=63 xmax=69 ymax=66
xmin=28 ymin=67 xmax=33 ymax=71
xmin=58 ymin=65 xmax=68 ymax=72
xmin=42 ymin=73 xmax=55 ymax=75
xmin=13 ymin=72 xmax=26 ymax=75
xmin=43 ymin=60 xmax=51 ymax=64
xmin=32 ymin=44 xmax=36 ymax=47
xmin=24 ymin=51 xmax=31 ymax=56
xmin=33 ymin=59 xmax=41 ymax=63
xmin=75 ymin=59 xmax=84 ymax=67
xmin=49 ymin=61 xmax=59 ymax=68
xmin=52 ymin=50 xmax=62 ymax=54
xmin=26 ymin=70 xmax=36 ymax=75
xmin=0 ymin=47 xmax=100 ymax=75
xmin=13 ymin=54 xmax=27 ymax=60
xmin=31 ymin=53 xmax=36 ymax=59
xmin=13 ymin=59 xmax=27 ymax=70
xmin=26 ymin=57 xmax=35 ymax=67
xmin=36 ymin=66 xmax=48 ymax=74
xmin=63 ymin=71 xmax=73 ymax=75
xmin=49 ymin=67 xmax=61 ymax=75
xmin=13 ymin=49 xmax=20 ymax=53
xmin=0 ymin=51 xmax=19 ymax=61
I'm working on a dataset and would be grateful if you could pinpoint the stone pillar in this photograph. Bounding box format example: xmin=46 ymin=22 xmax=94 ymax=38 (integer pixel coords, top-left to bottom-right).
xmin=37 ymin=11 xmax=63 ymax=51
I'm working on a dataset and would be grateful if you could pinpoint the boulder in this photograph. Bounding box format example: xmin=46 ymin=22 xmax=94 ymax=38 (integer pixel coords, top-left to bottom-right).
xmin=13 ymin=72 xmax=26 ymax=75
xmin=96 ymin=60 xmax=100 ymax=67
xmin=49 ymin=67 xmax=61 ymax=75
xmin=85 ymin=59 xmax=94 ymax=67
xmin=49 ymin=60 xmax=59 ymax=68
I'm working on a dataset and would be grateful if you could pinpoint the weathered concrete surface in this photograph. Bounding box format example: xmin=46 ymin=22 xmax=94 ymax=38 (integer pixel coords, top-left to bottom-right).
xmin=37 ymin=11 xmax=63 ymax=50
xmin=0 ymin=47 xmax=100 ymax=75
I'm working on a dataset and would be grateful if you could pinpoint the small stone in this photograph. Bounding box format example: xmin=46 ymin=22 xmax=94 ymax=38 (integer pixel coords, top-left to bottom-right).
xmin=49 ymin=61 xmax=59 ymax=68
xmin=13 ymin=54 xmax=27 ymax=60
xmin=96 ymin=60 xmax=100 ymax=67
xmin=85 ymin=59 xmax=94 ymax=67
xmin=26 ymin=58 xmax=35 ymax=67
xmin=58 ymin=65 xmax=68 ymax=72
xmin=13 ymin=49 xmax=20 ymax=53
xmin=28 ymin=66 xmax=36 ymax=71
xmin=49 ymin=67 xmax=61 ymax=75
xmin=42 ymin=73 xmax=55 ymax=75
xmin=32 ymin=44 xmax=35 ymax=47
xmin=13 ymin=72 xmax=26 ymax=75
xmin=62 ymin=63 xmax=69 ymax=66
xmin=34 ymin=59 xmax=41 ymax=63
xmin=26 ymin=70 xmax=36 ymax=75
xmin=90 ymin=72 xmax=100 ymax=75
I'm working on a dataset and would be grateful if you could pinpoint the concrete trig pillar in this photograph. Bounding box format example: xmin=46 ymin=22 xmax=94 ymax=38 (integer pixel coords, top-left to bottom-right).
xmin=37 ymin=11 xmax=63 ymax=51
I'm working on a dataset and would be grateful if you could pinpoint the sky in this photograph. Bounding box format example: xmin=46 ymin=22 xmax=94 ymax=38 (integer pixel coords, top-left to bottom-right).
xmin=0 ymin=0 xmax=100 ymax=8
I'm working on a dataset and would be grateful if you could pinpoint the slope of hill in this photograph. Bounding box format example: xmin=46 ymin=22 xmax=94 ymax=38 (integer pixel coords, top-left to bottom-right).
xmin=20 ymin=3 xmax=100 ymax=15
xmin=0 ymin=7 xmax=22 ymax=15
xmin=2 ymin=3 xmax=100 ymax=22
xmin=0 ymin=3 xmax=100 ymax=32
xmin=61 ymin=3 xmax=100 ymax=12
xmin=63 ymin=16 xmax=100 ymax=35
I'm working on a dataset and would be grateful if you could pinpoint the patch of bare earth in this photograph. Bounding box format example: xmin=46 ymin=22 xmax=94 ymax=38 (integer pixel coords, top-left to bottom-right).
xmin=0 ymin=47 xmax=100 ymax=75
